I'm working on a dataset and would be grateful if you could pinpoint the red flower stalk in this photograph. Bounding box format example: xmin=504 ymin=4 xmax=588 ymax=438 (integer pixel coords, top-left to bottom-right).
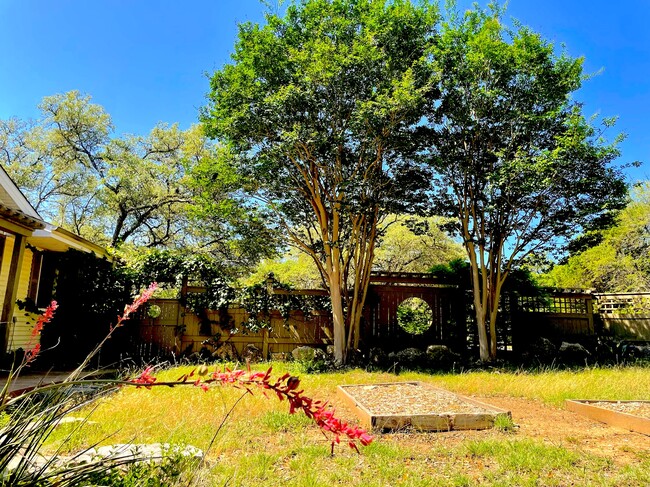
xmin=131 ymin=366 xmax=157 ymax=388
xmin=24 ymin=344 xmax=41 ymax=365
xmin=112 ymin=282 xmax=158 ymax=331
xmin=24 ymin=300 xmax=58 ymax=364
xmin=30 ymin=300 xmax=58 ymax=337
xmin=134 ymin=365 xmax=374 ymax=453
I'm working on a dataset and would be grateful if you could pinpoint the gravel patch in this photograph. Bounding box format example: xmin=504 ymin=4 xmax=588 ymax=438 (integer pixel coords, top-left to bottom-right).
xmin=588 ymin=401 xmax=650 ymax=419
xmin=343 ymin=383 xmax=492 ymax=415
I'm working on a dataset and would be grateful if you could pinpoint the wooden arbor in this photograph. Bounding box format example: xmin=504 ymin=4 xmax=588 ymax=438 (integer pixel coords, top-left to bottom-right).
xmin=362 ymin=272 xmax=466 ymax=350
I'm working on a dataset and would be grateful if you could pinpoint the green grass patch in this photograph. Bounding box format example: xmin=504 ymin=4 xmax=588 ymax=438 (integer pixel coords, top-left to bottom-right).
xmin=428 ymin=365 xmax=650 ymax=406
xmin=259 ymin=410 xmax=313 ymax=433
xmin=36 ymin=362 xmax=650 ymax=486
xmin=493 ymin=413 xmax=516 ymax=433
xmin=466 ymin=438 xmax=581 ymax=472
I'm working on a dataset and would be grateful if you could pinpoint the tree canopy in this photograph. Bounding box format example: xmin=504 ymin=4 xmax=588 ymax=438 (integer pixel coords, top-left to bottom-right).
xmin=202 ymin=0 xmax=439 ymax=362
xmin=0 ymin=91 xmax=278 ymax=273
xmin=421 ymin=5 xmax=628 ymax=360
xmin=244 ymin=215 xmax=464 ymax=288
xmin=373 ymin=215 xmax=464 ymax=273
xmin=1 ymin=92 xmax=193 ymax=246
xmin=242 ymin=247 xmax=324 ymax=289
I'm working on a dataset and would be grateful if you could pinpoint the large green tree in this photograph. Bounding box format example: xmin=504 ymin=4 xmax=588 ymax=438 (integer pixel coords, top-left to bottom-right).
xmin=0 ymin=91 xmax=277 ymax=272
xmin=202 ymin=0 xmax=438 ymax=362
xmin=1 ymin=92 xmax=192 ymax=247
xmin=423 ymin=5 xmax=628 ymax=361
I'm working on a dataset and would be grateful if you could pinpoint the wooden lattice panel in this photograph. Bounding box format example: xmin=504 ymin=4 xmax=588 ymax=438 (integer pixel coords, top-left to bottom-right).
xmin=596 ymin=293 xmax=650 ymax=316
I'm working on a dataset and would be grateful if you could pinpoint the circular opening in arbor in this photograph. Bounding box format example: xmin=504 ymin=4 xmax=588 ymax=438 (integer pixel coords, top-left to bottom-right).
xmin=396 ymin=297 xmax=433 ymax=335
xmin=147 ymin=304 xmax=162 ymax=319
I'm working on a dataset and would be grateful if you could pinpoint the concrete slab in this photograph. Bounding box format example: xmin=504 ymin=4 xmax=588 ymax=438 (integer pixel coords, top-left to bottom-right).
xmin=1 ymin=372 xmax=75 ymax=396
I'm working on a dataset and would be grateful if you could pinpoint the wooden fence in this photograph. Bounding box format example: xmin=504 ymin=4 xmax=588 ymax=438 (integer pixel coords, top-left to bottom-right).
xmin=595 ymin=293 xmax=650 ymax=340
xmin=128 ymin=286 xmax=650 ymax=362
xmin=364 ymin=273 xmax=466 ymax=350
xmin=514 ymin=292 xmax=595 ymax=346
xmin=132 ymin=298 xmax=333 ymax=361
xmin=513 ymin=292 xmax=650 ymax=344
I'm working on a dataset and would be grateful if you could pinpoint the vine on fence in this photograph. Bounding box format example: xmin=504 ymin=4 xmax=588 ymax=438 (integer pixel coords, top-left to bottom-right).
xmin=133 ymin=251 xmax=330 ymax=334
xmin=238 ymin=275 xmax=331 ymax=333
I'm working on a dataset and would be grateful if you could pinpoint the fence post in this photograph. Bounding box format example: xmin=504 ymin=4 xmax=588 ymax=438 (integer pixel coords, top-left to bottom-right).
xmin=262 ymin=328 xmax=269 ymax=359
xmin=510 ymin=293 xmax=519 ymax=354
xmin=175 ymin=300 xmax=184 ymax=354
xmin=586 ymin=294 xmax=594 ymax=335
xmin=454 ymin=287 xmax=467 ymax=352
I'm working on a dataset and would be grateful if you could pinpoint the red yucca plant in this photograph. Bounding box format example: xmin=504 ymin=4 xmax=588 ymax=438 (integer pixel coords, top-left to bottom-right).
xmin=0 ymin=282 xmax=373 ymax=486
xmin=131 ymin=364 xmax=373 ymax=454
xmin=0 ymin=283 xmax=159 ymax=486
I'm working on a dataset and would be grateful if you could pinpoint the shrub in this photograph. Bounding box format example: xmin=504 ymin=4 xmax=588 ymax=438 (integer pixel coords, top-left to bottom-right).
xmin=388 ymin=347 xmax=427 ymax=370
xmin=425 ymin=344 xmax=462 ymax=370
xmin=291 ymin=346 xmax=331 ymax=373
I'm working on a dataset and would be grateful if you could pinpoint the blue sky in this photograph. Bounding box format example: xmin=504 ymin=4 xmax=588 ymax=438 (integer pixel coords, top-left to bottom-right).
xmin=1 ymin=0 xmax=648 ymax=181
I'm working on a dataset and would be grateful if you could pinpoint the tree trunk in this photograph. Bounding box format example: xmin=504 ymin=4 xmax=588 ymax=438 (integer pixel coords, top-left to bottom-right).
xmin=487 ymin=269 xmax=507 ymax=359
xmin=327 ymin=226 xmax=346 ymax=363
xmin=488 ymin=301 xmax=499 ymax=359
xmin=473 ymin=285 xmax=491 ymax=362
xmin=329 ymin=279 xmax=346 ymax=364
xmin=346 ymin=212 xmax=378 ymax=352
xmin=460 ymin=202 xmax=492 ymax=361
xmin=467 ymin=246 xmax=491 ymax=361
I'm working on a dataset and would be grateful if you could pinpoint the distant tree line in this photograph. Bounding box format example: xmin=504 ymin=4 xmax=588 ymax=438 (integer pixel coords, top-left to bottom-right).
xmin=0 ymin=91 xmax=278 ymax=276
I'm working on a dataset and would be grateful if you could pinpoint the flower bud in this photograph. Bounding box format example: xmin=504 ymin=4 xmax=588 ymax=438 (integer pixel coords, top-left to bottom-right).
xmin=287 ymin=376 xmax=300 ymax=390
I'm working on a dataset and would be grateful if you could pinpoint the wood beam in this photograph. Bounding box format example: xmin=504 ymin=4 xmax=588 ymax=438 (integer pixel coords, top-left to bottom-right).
xmin=1 ymin=235 xmax=26 ymax=353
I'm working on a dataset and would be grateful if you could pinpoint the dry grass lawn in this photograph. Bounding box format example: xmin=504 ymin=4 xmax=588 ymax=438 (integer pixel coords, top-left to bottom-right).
xmin=46 ymin=364 xmax=650 ymax=486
